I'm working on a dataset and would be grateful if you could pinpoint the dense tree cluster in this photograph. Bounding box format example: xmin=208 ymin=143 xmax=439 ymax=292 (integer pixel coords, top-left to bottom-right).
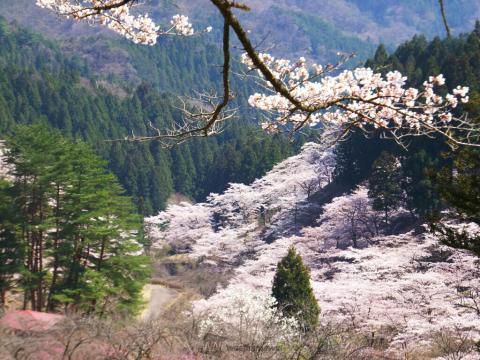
xmin=0 ymin=125 xmax=149 ymax=315
xmin=0 ymin=17 xmax=295 ymax=215
xmin=335 ymin=23 xmax=480 ymax=221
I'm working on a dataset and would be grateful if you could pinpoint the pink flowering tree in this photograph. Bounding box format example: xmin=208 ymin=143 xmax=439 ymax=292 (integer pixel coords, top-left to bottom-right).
xmin=302 ymin=186 xmax=382 ymax=249
xmin=35 ymin=0 xmax=479 ymax=147
xmin=192 ymin=285 xmax=299 ymax=351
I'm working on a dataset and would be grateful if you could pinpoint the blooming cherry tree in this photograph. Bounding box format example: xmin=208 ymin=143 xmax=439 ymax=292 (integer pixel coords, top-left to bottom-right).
xmin=192 ymin=285 xmax=299 ymax=349
xmin=304 ymin=186 xmax=382 ymax=249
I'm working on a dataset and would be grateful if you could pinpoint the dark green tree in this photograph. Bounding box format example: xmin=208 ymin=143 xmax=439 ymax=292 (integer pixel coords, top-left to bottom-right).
xmin=433 ymin=96 xmax=480 ymax=257
xmin=365 ymin=44 xmax=389 ymax=69
xmin=272 ymin=246 xmax=320 ymax=331
xmin=402 ymin=150 xmax=442 ymax=218
xmin=368 ymin=152 xmax=404 ymax=224
xmin=5 ymin=125 xmax=150 ymax=315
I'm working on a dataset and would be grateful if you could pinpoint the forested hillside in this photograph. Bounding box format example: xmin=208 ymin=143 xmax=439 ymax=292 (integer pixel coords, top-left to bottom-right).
xmin=1 ymin=1 xmax=480 ymax=358
xmin=0 ymin=18 xmax=296 ymax=214
xmin=334 ymin=21 xmax=480 ymax=220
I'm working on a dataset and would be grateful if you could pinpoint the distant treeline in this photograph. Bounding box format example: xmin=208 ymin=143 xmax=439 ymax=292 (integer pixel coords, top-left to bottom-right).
xmin=0 ymin=17 xmax=298 ymax=215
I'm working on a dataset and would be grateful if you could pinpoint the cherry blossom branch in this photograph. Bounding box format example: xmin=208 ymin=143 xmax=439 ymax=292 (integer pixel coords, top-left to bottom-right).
xmin=242 ymin=59 xmax=478 ymax=148
xmin=36 ymin=1 xmax=204 ymax=45
xmin=36 ymin=0 xmax=480 ymax=148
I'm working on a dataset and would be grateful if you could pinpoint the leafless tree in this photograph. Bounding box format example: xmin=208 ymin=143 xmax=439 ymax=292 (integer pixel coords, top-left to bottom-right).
xmin=298 ymin=179 xmax=319 ymax=201
xmin=342 ymin=197 xmax=380 ymax=248
xmin=454 ymin=286 xmax=480 ymax=316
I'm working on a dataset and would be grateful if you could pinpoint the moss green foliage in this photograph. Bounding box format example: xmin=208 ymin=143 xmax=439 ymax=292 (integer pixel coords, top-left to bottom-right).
xmin=0 ymin=124 xmax=150 ymax=315
xmin=272 ymin=246 xmax=320 ymax=331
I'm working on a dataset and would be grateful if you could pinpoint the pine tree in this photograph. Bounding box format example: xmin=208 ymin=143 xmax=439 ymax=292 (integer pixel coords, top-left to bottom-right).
xmin=5 ymin=125 xmax=150 ymax=315
xmin=366 ymin=44 xmax=388 ymax=69
xmin=368 ymin=152 xmax=404 ymax=224
xmin=272 ymin=246 xmax=320 ymax=331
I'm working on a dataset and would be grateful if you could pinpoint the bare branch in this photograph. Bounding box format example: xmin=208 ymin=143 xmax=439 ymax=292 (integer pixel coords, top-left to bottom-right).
xmin=438 ymin=0 xmax=452 ymax=38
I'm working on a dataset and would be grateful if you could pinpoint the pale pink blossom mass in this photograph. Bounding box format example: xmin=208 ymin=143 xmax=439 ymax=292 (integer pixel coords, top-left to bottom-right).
xmin=146 ymin=144 xmax=480 ymax=353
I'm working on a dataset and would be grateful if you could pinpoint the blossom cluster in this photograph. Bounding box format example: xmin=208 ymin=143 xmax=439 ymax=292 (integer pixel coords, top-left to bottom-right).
xmin=36 ymin=0 xmax=197 ymax=45
xmin=146 ymin=143 xmax=480 ymax=351
xmin=193 ymin=286 xmax=299 ymax=343
xmin=242 ymin=54 xmax=470 ymax=136
xmin=145 ymin=143 xmax=327 ymax=263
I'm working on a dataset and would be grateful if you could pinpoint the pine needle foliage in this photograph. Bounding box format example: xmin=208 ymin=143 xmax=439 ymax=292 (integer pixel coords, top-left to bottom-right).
xmin=272 ymin=246 xmax=320 ymax=331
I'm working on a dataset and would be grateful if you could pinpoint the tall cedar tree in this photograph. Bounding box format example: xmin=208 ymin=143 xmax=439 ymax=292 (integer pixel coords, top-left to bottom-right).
xmin=368 ymin=152 xmax=404 ymax=224
xmin=4 ymin=125 xmax=150 ymax=315
xmin=272 ymin=246 xmax=320 ymax=331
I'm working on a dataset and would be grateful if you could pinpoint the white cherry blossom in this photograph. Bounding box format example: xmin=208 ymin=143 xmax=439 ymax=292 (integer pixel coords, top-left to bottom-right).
xmin=241 ymin=53 xmax=473 ymax=146
xmin=35 ymin=0 xmax=479 ymax=147
xmin=36 ymin=0 xmax=196 ymax=45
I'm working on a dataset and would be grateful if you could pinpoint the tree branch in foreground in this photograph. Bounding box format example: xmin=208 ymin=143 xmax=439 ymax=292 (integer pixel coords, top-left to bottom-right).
xmin=37 ymin=0 xmax=479 ymax=148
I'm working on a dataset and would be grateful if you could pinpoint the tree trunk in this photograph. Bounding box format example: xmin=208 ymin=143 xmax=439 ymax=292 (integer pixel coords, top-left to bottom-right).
xmin=37 ymin=197 xmax=44 ymax=312
xmin=47 ymin=184 xmax=61 ymax=311
xmin=0 ymin=289 xmax=5 ymax=305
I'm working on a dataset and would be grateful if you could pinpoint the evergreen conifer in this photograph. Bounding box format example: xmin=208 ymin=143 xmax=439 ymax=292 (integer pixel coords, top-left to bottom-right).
xmin=272 ymin=246 xmax=320 ymax=331
xmin=368 ymin=152 xmax=404 ymax=224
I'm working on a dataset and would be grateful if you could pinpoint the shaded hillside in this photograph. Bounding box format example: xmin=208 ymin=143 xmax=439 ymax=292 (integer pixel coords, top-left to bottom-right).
xmin=0 ymin=18 xmax=297 ymax=214
xmin=159 ymin=0 xmax=480 ymax=60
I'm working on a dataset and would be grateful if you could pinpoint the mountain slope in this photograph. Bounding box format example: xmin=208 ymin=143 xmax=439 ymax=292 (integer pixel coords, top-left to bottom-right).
xmin=146 ymin=143 xmax=480 ymax=355
xmin=166 ymin=0 xmax=480 ymax=61
xmin=0 ymin=18 xmax=296 ymax=214
xmin=2 ymin=0 xmax=480 ymax=68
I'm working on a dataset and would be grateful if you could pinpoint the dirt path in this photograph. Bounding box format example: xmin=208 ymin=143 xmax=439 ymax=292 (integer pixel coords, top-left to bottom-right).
xmin=141 ymin=284 xmax=179 ymax=319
